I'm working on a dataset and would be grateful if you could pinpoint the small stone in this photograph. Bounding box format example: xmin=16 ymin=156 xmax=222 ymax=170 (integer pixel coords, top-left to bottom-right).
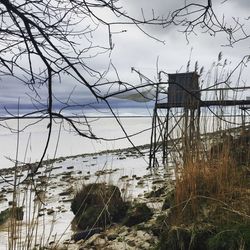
xmin=120 ymin=175 xmax=129 ymax=180
xmin=127 ymin=240 xmax=136 ymax=247
xmin=84 ymin=233 xmax=101 ymax=245
xmin=141 ymin=242 xmax=150 ymax=249
xmin=119 ymin=230 xmax=128 ymax=237
xmin=94 ymin=237 xmax=106 ymax=246
xmin=8 ymin=201 xmax=16 ymax=206
xmin=107 ymin=233 xmax=118 ymax=241
xmin=47 ymin=208 xmax=55 ymax=215
xmin=137 ymin=181 xmax=145 ymax=187
xmin=137 ymin=230 xmax=151 ymax=241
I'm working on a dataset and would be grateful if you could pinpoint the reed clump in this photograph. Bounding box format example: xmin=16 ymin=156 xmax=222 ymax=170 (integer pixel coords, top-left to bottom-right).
xmin=158 ymin=132 xmax=250 ymax=250
xmin=173 ymin=132 xmax=250 ymax=225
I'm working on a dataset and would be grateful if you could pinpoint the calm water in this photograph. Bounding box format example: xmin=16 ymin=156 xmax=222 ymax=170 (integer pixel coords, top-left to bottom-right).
xmin=0 ymin=106 xmax=245 ymax=170
xmin=0 ymin=117 xmax=153 ymax=169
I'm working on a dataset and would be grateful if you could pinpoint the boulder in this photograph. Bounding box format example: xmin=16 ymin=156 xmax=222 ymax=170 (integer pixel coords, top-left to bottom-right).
xmin=0 ymin=206 xmax=23 ymax=225
xmin=71 ymin=183 xmax=128 ymax=230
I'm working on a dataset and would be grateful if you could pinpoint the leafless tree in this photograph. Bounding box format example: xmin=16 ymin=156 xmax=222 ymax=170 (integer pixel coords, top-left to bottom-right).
xmin=166 ymin=0 xmax=250 ymax=45
xmin=0 ymin=0 xmax=169 ymax=175
xmin=1 ymin=1 xmax=250 ymax=248
xmin=0 ymin=0 xmax=250 ymax=175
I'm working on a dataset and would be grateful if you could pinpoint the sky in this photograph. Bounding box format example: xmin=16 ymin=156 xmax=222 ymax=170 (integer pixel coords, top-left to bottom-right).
xmin=1 ymin=0 xmax=250 ymax=116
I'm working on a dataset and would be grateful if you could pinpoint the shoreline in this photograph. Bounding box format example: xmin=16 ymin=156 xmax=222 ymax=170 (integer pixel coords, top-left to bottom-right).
xmin=1 ymin=123 xmax=245 ymax=176
xmin=0 ymin=143 xmax=152 ymax=176
xmin=0 ymin=140 xmax=169 ymax=249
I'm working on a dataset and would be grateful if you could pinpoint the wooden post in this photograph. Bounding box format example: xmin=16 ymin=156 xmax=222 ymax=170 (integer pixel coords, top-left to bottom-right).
xmin=149 ymin=82 xmax=160 ymax=169
xmin=163 ymin=108 xmax=170 ymax=165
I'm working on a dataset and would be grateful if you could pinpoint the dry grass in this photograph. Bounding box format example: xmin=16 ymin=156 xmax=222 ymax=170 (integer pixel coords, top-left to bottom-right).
xmin=173 ymin=132 xmax=250 ymax=225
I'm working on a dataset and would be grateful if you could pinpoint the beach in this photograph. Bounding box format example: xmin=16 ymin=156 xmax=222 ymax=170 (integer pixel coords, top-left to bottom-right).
xmin=0 ymin=116 xmax=171 ymax=249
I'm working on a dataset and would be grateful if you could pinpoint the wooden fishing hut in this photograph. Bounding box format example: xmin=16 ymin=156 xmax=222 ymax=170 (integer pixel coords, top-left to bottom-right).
xmin=149 ymin=72 xmax=250 ymax=169
xmin=149 ymin=72 xmax=201 ymax=168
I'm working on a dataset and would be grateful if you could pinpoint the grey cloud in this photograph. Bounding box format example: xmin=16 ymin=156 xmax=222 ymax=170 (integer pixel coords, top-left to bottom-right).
xmin=235 ymin=0 xmax=250 ymax=8
xmin=1 ymin=0 xmax=250 ymax=117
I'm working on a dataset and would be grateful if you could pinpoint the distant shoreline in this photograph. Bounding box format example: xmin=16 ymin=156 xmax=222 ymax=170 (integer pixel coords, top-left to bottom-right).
xmin=0 ymin=143 xmax=151 ymax=176
xmin=0 ymin=114 xmax=244 ymax=120
xmin=0 ymin=115 xmax=153 ymax=120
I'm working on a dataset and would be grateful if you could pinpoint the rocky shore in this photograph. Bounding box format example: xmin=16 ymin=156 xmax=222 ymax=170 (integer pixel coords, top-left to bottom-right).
xmin=0 ymin=145 xmax=174 ymax=249
xmin=0 ymin=130 xmax=250 ymax=249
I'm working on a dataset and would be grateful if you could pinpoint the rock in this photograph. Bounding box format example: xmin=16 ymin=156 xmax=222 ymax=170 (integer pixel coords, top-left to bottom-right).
xmin=62 ymin=198 xmax=73 ymax=203
xmin=6 ymin=188 xmax=14 ymax=194
xmin=8 ymin=201 xmax=16 ymax=206
xmin=141 ymin=242 xmax=151 ymax=249
xmin=59 ymin=187 xmax=74 ymax=196
xmin=146 ymin=186 xmax=165 ymax=198
xmin=71 ymin=183 xmax=129 ymax=230
xmin=72 ymin=228 xmax=102 ymax=242
xmin=106 ymin=241 xmax=134 ymax=250
xmin=119 ymin=230 xmax=128 ymax=237
xmin=152 ymin=179 xmax=165 ymax=185
xmin=0 ymin=206 xmax=24 ymax=224
xmin=83 ymin=233 xmax=102 ymax=246
xmin=107 ymin=233 xmax=118 ymax=241
xmin=52 ymin=166 xmax=62 ymax=170
xmin=119 ymin=157 xmax=126 ymax=160
xmin=95 ymin=170 xmax=105 ymax=176
xmin=162 ymin=190 xmax=175 ymax=210
xmin=127 ymin=240 xmax=136 ymax=247
xmin=0 ymin=208 xmax=10 ymax=225
xmin=94 ymin=237 xmax=106 ymax=246
xmin=47 ymin=208 xmax=55 ymax=215
xmin=137 ymin=180 xmax=144 ymax=186
xmin=136 ymin=230 xmax=151 ymax=242
xmin=119 ymin=175 xmax=129 ymax=180
xmin=123 ymin=203 xmax=153 ymax=227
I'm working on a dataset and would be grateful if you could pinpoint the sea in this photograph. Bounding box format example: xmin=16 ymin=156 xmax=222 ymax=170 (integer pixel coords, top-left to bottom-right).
xmin=0 ymin=105 xmax=244 ymax=170
xmin=0 ymin=110 xmax=154 ymax=170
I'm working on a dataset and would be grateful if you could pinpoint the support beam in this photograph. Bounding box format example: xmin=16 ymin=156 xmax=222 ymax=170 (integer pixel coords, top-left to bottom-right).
xmin=156 ymin=100 xmax=250 ymax=109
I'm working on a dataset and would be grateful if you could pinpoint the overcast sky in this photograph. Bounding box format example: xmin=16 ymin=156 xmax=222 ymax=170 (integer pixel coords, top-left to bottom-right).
xmin=1 ymin=0 xmax=250 ymax=116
